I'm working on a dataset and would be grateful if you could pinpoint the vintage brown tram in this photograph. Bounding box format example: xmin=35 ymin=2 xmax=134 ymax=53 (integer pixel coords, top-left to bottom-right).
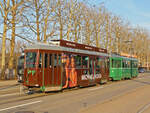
xmin=23 ymin=40 xmax=109 ymax=92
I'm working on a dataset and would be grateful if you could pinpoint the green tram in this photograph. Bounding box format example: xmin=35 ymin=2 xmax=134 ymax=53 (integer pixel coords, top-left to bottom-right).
xmin=109 ymin=54 xmax=138 ymax=80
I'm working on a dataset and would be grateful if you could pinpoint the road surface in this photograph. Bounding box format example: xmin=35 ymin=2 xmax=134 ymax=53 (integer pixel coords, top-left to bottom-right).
xmin=0 ymin=73 xmax=150 ymax=113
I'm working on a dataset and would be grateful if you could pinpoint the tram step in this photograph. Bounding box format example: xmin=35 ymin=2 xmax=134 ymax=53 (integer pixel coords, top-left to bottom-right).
xmin=45 ymin=86 xmax=62 ymax=92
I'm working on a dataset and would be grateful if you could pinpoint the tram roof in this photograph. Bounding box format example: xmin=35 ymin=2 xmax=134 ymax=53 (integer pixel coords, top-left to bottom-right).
xmin=110 ymin=54 xmax=138 ymax=61
xmin=25 ymin=40 xmax=109 ymax=57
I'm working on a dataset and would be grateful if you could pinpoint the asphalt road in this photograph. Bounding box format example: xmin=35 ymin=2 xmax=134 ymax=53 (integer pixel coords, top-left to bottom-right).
xmin=0 ymin=73 xmax=150 ymax=113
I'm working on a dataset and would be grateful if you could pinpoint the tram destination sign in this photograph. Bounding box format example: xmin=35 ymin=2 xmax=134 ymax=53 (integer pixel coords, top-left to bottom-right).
xmin=59 ymin=40 xmax=107 ymax=53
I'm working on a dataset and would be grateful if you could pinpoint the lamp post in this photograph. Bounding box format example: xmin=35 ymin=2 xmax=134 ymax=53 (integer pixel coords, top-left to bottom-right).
xmin=146 ymin=52 xmax=149 ymax=71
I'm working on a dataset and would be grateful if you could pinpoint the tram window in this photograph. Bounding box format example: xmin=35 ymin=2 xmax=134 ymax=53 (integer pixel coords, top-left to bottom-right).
xmin=96 ymin=57 xmax=101 ymax=69
xmin=18 ymin=56 xmax=24 ymax=66
xmin=49 ymin=54 xmax=52 ymax=67
xmin=127 ymin=61 xmax=130 ymax=68
xmin=135 ymin=62 xmax=137 ymax=68
xmin=75 ymin=55 xmax=81 ymax=68
xmin=89 ymin=58 xmax=93 ymax=75
xmin=123 ymin=61 xmax=125 ymax=68
xmin=131 ymin=61 xmax=133 ymax=67
xmin=26 ymin=52 xmax=37 ymax=68
xmin=135 ymin=62 xmax=138 ymax=68
xmin=54 ymin=54 xmax=57 ymax=67
xmin=112 ymin=59 xmax=115 ymax=68
xmin=112 ymin=59 xmax=121 ymax=68
xmin=58 ymin=54 xmax=61 ymax=66
xmin=123 ymin=60 xmax=127 ymax=68
xmin=132 ymin=61 xmax=137 ymax=68
xmin=45 ymin=54 xmax=48 ymax=68
xmin=124 ymin=61 xmax=127 ymax=68
xmin=96 ymin=57 xmax=101 ymax=74
xmin=125 ymin=61 xmax=127 ymax=68
xmin=39 ymin=53 xmax=42 ymax=68
xmin=117 ymin=60 xmax=121 ymax=68
xmin=82 ymin=56 xmax=89 ymax=68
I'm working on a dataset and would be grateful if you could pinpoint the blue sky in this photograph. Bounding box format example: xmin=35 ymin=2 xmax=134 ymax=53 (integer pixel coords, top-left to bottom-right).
xmin=1 ymin=0 xmax=150 ymax=34
xmin=87 ymin=0 xmax=150 ymax=31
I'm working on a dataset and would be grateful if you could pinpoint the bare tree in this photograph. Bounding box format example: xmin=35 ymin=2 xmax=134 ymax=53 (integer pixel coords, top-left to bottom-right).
xmin=0 ymin=0 xmax=24 ymax=79
xmin=92 ymin=7 xmax=105 ymax=47
xmin=69 ymin=0 xmax=82 ymax=42
xmin=81 ymin=4 xmax=93 ymax=45
xmin=42 ymin=0 xmax=56 ymax=42
xmin=54 ymin=0 xmax=67 ymax=40
xmin=0 ymin=0 xmax=11 ymax=79
xmin=8 ymin=0 xmax=24 ymax=71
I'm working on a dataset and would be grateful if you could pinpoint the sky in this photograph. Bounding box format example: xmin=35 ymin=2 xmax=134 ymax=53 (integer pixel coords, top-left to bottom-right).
xmin=1 ymin=0 xmax=150 ymax=34
xmin=88 ymin=0 xmax=150 ymax=32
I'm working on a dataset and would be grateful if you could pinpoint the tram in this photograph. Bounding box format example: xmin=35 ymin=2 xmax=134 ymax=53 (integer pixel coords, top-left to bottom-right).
xmin=17 ymin=54 xmax=24 ymax=83
xmin=23 ymin=40 xmax=109 ymax=92
xmin=23 ymin=40 xmax=138 ymax=92
xmin=109 ymin=54 xmax=138 ymax=80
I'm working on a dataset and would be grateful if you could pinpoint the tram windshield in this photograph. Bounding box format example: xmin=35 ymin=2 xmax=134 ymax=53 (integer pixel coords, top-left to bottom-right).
xmin=18 ymin=55 xmax=24 ymax=66
xmin=26 ymin=52 xmax=37 ymax=68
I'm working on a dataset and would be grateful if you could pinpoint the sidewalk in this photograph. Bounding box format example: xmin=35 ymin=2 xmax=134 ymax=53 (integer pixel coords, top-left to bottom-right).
xmin=0 ymin=80 xmax=18 ymax=87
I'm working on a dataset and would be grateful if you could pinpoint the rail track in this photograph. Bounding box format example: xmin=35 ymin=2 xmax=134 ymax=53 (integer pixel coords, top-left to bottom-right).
xmin=0 ymin=84 xmax=19 ymax=91
xmin=0 ymin=73 xmax=146 ymax=106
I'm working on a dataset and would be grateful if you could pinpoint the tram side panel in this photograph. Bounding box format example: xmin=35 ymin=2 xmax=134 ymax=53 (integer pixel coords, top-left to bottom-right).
xmin=131 ymin=60 xmax=138 ymax=77
xmin=78 ymin=56 xmax=91 ymax=87
xmin=62 ymin=53 xmax=78 ymax=88
xmin=100 ymin=57 xmax=109 ymax=83
xmin=109 ymin=57 xmax=122 ymax=80
xmin=24 ymin=51 xmax=39 ymax=87
xmin=24 ymin=50 xmax=109 ymax=91
xmin=62 ymin=54 xmax=108 ymax=88
xmin=44 ymin=53 xmax=62 ymax=91
xmin=78 ymin=56 xmax=109 ymax=87
xmin=122 ymin=58 xmax=132 ymax=79
xmin=78 ymin=69 xmax=90 ymax=87
xmin=126 ymin=59 xmax=132 ymax=79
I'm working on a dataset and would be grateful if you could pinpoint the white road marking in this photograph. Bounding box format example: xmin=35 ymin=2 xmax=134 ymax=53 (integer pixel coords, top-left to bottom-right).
xmin=0 ymin=93 xmax=19 ymax=97
xmin=0 ymin=100 xmax=42 ymax=112
xmin=88 ymin=86 xmax=104 ymax=91
xmin=138 ymin=103 xmax=150 ymax=113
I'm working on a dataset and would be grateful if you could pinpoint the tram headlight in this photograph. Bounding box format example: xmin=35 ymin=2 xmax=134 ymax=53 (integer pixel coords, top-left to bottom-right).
xmin=35 ymin=84 xmax=39 ymax=87
xmin=19 ymin=69 xmax=24 ymax=74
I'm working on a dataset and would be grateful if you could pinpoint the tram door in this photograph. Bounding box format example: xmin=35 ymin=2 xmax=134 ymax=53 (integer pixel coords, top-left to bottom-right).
xmin=89 ymin=57 xmax=96 ymax=84
xmin=48 ymin=54 xmax=62 ymax=86
xmin=39 ymin=53 xmax=50 ymax=86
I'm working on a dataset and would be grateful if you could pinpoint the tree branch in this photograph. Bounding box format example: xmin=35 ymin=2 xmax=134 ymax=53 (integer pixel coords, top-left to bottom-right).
xmin=0 ymin=33 xmax=11 ymax=41
xmin=15 ymin=34 xmax=34 ymax=44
